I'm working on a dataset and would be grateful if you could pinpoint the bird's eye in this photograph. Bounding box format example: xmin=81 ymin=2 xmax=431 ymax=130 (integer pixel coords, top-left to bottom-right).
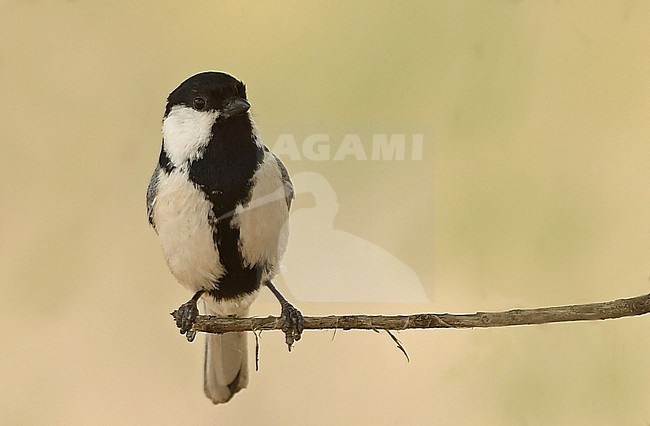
xmin=193 ymin=97 xmax=207 ymax=110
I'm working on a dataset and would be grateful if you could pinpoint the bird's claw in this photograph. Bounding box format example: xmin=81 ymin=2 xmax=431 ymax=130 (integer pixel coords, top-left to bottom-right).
xmin=280 ymin=302 xmax=304 ymax=351
xmin=173 ymin=299 xmax=200 ymax=342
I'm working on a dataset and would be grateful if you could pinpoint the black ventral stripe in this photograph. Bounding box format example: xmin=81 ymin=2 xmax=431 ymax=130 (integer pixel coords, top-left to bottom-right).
xmin=189 ymin=115 xmax=265 ymax=300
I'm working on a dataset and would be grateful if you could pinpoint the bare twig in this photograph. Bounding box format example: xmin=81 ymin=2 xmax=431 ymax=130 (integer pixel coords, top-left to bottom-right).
xmin=172 ymin=292 xmax=650 ymax=335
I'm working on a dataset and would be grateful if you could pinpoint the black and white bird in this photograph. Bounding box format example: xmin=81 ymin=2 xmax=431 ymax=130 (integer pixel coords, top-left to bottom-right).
xmin=147 ymin=71 xmax=303 ymax=404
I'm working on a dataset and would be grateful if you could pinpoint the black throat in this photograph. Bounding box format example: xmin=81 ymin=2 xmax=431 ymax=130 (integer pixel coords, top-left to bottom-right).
xmin=188 ymin=116 xmax=263 ymax=214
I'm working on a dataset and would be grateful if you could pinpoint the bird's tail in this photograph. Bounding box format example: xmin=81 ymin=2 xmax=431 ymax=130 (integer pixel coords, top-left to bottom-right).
xmin=203 ymin=306 xmax=249 ymax=404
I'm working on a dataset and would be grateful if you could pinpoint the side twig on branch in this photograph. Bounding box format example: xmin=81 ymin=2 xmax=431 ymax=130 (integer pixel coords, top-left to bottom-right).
xmin=173 ymin=292 xmax=650 ymax=335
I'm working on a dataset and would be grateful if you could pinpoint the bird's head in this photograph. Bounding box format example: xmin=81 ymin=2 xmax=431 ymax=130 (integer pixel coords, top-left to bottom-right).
xmin=165 ymin=71 xmax=250 ymax=122
xmin=161 ymin=71 xmax=252 ymax=165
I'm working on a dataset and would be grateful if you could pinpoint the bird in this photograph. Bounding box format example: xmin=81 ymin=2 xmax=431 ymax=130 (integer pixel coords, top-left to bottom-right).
xmin=146 ymin=71 xmax=303 ymax=404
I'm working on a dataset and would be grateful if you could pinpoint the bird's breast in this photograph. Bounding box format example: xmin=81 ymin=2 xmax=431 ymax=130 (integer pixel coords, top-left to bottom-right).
xmin=152 ymin=168 xmax=224 ymax=292
xmin=231 ymin=154 xmax=291 ymax=274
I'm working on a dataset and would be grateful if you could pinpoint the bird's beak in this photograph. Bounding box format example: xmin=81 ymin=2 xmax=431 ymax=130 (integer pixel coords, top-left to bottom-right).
xmin=222 ymin=97 xmax=250 ymax=119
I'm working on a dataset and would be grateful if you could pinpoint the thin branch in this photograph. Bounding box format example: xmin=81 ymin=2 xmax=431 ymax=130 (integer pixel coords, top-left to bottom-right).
xmin=174 ymin=292 xmax=650 ymax=335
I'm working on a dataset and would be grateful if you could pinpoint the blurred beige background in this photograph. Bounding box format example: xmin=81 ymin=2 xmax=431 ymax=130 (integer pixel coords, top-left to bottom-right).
xmin=1 ymin=1 xmax=649 ymax=424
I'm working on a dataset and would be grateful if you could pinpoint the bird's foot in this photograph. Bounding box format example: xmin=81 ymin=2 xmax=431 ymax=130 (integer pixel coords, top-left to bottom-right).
xmin=264 ymin=281 xmax=303 ymax=351
xmin=280 ymin=301 xmax=304 ymax=351
xmin=171 ymin=291 xmax=204 ymax=342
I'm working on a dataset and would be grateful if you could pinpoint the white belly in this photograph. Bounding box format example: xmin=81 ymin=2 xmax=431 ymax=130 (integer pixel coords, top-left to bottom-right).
xmin=152 ymin=168 xmax=224 ymax=292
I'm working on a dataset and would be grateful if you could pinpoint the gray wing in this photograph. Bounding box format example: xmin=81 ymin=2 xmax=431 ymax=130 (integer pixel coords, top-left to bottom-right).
xmin=271 ymin=152 xmax=294 ymax=210
xmin=146 ymin=166 xmax=160 ymax=230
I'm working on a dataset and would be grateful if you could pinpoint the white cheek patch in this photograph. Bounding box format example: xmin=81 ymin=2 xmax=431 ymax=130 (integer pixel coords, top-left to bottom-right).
xmin=162 ymin=105 xmax=221 ymax=166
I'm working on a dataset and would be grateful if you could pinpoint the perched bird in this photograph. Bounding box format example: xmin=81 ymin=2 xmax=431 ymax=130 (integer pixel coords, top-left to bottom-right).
xmin=147 ymin=71 xmax=303 ymax=404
